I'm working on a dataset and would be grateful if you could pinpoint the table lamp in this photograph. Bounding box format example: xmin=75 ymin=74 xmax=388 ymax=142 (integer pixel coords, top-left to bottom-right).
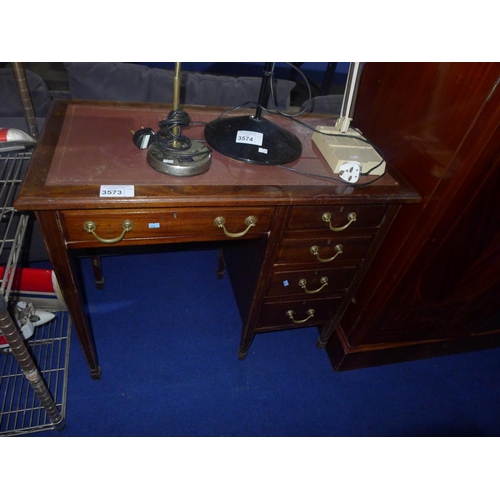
xmin=147 ymin=63 xmax=212 ymax=176
xmin=311 ymin=62 xmax=386 ymax=177
xmin=204 ymin=63 xmax=302 ymax=165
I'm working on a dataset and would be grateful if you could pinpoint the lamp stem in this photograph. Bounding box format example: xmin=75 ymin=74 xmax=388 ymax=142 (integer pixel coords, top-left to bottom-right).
xmin=172 ymin=62 xmax=182 ymax=146
xmin=172 ymin=62 xmax=181 ymax=110
xmin=253 ymin=62 xmax=273 ymax=121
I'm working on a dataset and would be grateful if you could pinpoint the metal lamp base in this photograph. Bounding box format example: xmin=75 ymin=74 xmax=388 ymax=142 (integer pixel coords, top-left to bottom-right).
xmin=147 ymin=141 xmax=211 ymax=177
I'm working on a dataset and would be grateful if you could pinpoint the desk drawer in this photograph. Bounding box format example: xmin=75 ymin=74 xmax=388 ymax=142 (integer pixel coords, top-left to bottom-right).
xmin=287 ymin=204 xmax=387 ymax=232
xmin=256 ymin=296 xmax=343 ymax=330
xmin=267 ymin=265 xmax=358 ymax=297
xmin=276 ymin=235 xmax=373 ymax=265
xmin=61 ymin=207 xmax=274 ymax=247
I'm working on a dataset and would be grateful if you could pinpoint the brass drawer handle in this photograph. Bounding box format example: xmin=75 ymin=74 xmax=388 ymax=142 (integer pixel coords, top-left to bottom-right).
xmin=286 ymin=309 xmax=315 ymax=324
xmin=299 ymin=277 xmax=328 ymax=294
xmin=322 ymin=212 xmax=356 ymax=232
xmin=310 ymin=244 xmax=343 ymax=263
xmin=84 ymin=220 xmax=134 ymax=244
xmin=214 ymin=216 xmax=257 ymax=238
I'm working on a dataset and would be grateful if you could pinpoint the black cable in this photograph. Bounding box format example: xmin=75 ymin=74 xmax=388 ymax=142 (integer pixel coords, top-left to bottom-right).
xmin=265 ymin=64 xmax=387 ymax=183
xmin=209 ymin=63 xmax=312 ymax=121
xmin=204 ymin=64 xmax=387 ymax=186
xmin=286 ymin=114 xmax=387 ymax=180
xmin=154 ymin=109 xmax=211 ymax=158
xmin=269 ymin=62 xmax=313 ymax=118
xmin=209 ymin=102 xmax=387 ymax=186
xmin=288 ymin=114 xmax=386 ymax=166
xmin=272 ymin=162 xmax=387 ymax=187
xmin=211 ymin=101 xmax=261 ymax=122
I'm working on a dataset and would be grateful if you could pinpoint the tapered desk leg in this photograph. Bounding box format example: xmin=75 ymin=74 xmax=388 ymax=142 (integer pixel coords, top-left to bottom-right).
xmin=36 ymin=211 xmax=101 ymax=379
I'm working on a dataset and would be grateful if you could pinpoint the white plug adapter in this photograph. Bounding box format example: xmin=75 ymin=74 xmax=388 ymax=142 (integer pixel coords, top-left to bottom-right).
xmin=338 ymin=161 xmax=361 ymax=183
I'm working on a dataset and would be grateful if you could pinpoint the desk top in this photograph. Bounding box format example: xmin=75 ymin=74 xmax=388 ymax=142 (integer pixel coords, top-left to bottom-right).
xmin=15 ymin=100 xmax=420 ymax=211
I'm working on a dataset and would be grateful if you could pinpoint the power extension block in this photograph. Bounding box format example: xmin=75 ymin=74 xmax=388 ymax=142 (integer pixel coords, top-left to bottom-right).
xmin=312 ymin=125 xmax=386 ymax=176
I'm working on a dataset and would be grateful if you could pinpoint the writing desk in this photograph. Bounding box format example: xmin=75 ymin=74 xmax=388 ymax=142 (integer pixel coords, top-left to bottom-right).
xmin=15 ymin=100 xmax=420 ymax=379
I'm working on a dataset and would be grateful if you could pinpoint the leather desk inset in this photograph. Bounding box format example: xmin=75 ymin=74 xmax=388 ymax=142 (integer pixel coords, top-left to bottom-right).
xmin=15 ymin=100 xmax=419 ymax=379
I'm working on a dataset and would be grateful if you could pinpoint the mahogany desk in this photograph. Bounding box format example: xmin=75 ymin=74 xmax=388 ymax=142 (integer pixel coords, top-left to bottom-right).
xmin=15 ymin=100 xmax=419 ymax=379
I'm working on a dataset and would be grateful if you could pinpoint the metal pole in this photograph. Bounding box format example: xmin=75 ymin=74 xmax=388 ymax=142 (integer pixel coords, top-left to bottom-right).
xmin=0 ymin=296 xmax=64 ymax=429
xmin=11 ymin=62 xmax=40 ymax=140
xmin=171 ymin=62 xmax=182 ymax=147
xmin=172 ymin=62 xmax=181 ymax=111
xmin=254 ymin=62 xmax=274 ymax=121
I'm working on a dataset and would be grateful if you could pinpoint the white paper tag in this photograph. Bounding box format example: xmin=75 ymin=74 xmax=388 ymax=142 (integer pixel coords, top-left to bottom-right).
xmin=236 ymin=130 xmax=263 ymax=146
xmin=100 ymin=185 xmax=135 ymax=197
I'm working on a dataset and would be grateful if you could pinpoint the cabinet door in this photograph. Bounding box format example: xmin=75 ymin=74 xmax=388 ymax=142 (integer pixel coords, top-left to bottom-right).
xmin=372 ymin=147 xmax=500 ymax=342
xmin=340 ymin=62 xmax=500 ymax=347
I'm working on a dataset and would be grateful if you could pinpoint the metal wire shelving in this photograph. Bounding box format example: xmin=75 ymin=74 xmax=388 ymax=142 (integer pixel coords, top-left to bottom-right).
xmin=0 ymin=151 xmax=71 ymax=436
xmin=0 ymin=312 xmax=71 ymax=436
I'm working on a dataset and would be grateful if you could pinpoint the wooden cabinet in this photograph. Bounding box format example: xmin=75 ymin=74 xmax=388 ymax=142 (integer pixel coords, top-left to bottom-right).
xmin=326 ymin=62 xmax=500 ymax=370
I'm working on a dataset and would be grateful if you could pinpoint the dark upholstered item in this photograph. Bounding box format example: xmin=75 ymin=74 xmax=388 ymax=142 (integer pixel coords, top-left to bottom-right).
xmin=0 ymin=68 xmax=52 ymax=118
xmin=65 ymin=62 xmax=295 ymax=109
xmin=185 ymin=72 xmax=295 ymax=109
xmin=65 ymin=62 xmax=177 ymax=103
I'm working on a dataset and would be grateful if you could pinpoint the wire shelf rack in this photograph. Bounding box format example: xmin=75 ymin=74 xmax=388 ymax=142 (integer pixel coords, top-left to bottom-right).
xmin=0 ymin=150 xmax=71 ymax=436
xmin=0 ymin=312 xmax=71 ymax=436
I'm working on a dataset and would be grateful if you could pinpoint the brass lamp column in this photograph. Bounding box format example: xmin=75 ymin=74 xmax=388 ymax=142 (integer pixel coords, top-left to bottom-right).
xmin=147 ymin=62 xmax=212 ymax=176
xmin=171 ymin=62 xmax=181 ymax=146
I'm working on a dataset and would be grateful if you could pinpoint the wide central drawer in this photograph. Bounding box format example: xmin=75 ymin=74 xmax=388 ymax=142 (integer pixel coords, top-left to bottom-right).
xmin=61 ymin=207 xmax=275 ymax=247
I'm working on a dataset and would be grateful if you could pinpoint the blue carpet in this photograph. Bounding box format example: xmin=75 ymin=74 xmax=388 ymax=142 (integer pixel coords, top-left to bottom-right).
xmin=25 ymin=247 xmax=500 ymax=437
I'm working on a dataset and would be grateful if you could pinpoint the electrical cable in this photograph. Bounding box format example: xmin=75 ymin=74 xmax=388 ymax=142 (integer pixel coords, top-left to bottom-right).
xmin=233 ymin=63 xmax=386 ymax=185
xmin=281 ymin=110 xmax=387 ymax=183
xmin=154 ymin=108 xmax=212 ymax=158
xmin=273 ymin=162 xmax=386 ymax=186
xmin=269 ymin=62 xmax=313 ymax=118
xmin=155 ymin=63 xmax=385 ymax=186
xmin=268 ymin=63 xmax=387 ymax=183
xmin=288 ymin=114 xmax=386 ymax=165
xmin=209 ymin=98 xmax=387 ymax=186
